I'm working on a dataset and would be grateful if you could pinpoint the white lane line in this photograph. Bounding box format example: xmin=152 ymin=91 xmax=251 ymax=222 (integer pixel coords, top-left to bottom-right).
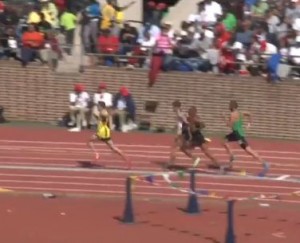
xmin=0 ymin=165 xmax=300 ymax=184
xmin=0 ymin=175 xmax=299 ymax=191
xmin=0 ymin=184 xmax=292 ymax=196
xmin=1 ymin=160 xmax=300 ymax=175
xmin=0 ymin=139 xmax=300 ymax=155
xmin=275 ymin=175 xmax=291 ymax=181
xmin=1 ymin=146 xmax=300 ymax=161
xmin=1 ymin=155 xmax=300 ymax=169
xmin=2 ymin=185 xmax=300 ymax=205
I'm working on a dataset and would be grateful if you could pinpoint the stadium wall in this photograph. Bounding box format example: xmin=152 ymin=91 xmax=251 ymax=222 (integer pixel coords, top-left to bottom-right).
xmin=0 ymin=61 xmax=299 ymax=140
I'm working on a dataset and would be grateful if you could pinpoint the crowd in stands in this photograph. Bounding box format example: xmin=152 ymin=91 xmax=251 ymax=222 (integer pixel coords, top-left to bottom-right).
xmin=1 ymin=0 xmax=300 ymax=80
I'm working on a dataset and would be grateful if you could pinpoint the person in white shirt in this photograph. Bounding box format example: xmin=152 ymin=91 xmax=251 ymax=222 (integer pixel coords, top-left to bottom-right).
xmin=203 ymin=0 xmax=223 ymax=25
xmin=289 ymin=36 xmax=300 ymax=65
xmin=92 ymin=83 xmax=113 ymax=128
xmin=68 ymin=84 xmax=90 ymax=132
xmin=113 ymin=86 xmax=137 ymax=132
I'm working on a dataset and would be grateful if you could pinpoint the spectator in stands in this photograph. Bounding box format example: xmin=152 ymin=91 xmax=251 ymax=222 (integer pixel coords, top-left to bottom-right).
xmin=40 ymin=0 xmax=59 ymax=28
xmin=219 ymin=44 xmax=236 ymax=74
xmin=113 ymin=86 xmax=136 ymax=132
xmin=68 ymin=84 xmax=90 ymax=132
xmin=83 ymin=0 xmax=101 ymax=53
xmin=285 ymin=0 xmax=300 ymax=22
xmin=38 ymin=12 xmax=52 ymax=34
xmin=288 ymin=35 xmax=300 ymax=77
xmin=92 ymin=83 xmax=113 ymax=128
xmin=148 ymin=23 xmax=173 ymax=86
xmin=266 ymin=8 xmax=280 ymax=34
xmin=139 ymin=22 xmax=161 ymax=41
xmin=145 ymin=1 xmax=167 ymax=26
xmin=119 ymin=22 xmax=138 ymax=55
xmin=251 ymin=0 xmax=269 ymax=18
xmin=111 ymin=0 xmax=136 ymax=27
xmin=0 ymin=1 xmax=3 ymax=11
xmin=198 ymin=30 xmax=213 ymax=59
xmin=60 ymin=8 xmax=77 ymax=54
xmin=187 ymin=1 xmax=206 ymax=24
xmin=214 ymin=21 xmax=232 ymax=49
xmin=101 ymin=0 xmax=115 ymax=30
xmin=27 ymin=5 xmax=42 ymax=26
xmin=54 ymin=0 xmax=66 ymax=14
xmin=222 ymin=7 xmax=237 ymax=32
xmin=46 ymin=30 xmax=63 ymax=71
xmin=98 ymin=28 xmax=119 ymax=66
xmin=21 ymin=24 xmax=45 ymax=67
xmin=202 ymin=0 xmax=223 ymax=26
xmin=0 ymin=28 xmax=20 ymax=61
xmin=235 ymin=20 xmax=254 ymax=49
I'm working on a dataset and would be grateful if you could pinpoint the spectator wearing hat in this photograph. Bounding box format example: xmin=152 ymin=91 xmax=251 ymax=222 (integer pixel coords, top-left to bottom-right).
xmin=92 ymin=83 xmax=113 ymax=128
xmin=113 ymin=86 xmax=137 ymax=132
xmin=68 ymin=84 xmax=90 ymax=132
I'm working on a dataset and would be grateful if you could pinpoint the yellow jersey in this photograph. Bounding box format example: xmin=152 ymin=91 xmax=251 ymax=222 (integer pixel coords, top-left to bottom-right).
xmin=101 ymin=4 xmax=116 ymax=29
xmin=96 ymin=110 xmax=111 ymax=140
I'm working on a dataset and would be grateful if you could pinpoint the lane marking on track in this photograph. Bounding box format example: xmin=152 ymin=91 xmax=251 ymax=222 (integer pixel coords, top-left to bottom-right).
xmin=2 ymin=145 xmax=300 ymax=161
xmin=0 ymin=153 xmax=300 ymax=169
xmin=0 ymin=139 xmax=300 ymax=155
xmin=0 ymin=187 xmax=12 ymax=192
xmin=0 ymin=165 xmax=300 ymax=184
xmin=0 ymin=178 xmax=298 ymax=193
xmin=0 ymin=173 xmax=299 ymax=189
xmin=275 ymin=175 xmax=291 ymax=181
xmin=1 ymin=185 xmax=300 ymax=205
xmin=0 ymin=161 xmax=300 ymax=178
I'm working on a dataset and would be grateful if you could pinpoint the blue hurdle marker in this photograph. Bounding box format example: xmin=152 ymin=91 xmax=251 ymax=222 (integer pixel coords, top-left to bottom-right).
xmin=225 ymin=200 xmax=236 ymax=243
xmin=122 ymin=177 xmax=135 ymax=224
xmin=185 ymin=169 xmax=200 ymax=214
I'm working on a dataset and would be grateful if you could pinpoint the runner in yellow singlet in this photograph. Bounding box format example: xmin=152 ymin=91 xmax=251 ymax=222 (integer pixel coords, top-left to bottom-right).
xmin=88 ymin=101 xmax=131 ymax=169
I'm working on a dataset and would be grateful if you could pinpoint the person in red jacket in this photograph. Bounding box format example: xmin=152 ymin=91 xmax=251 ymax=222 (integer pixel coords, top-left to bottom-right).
xmin=21 ymin=24 xmax=45 ymax=67
xmin=98 ymin=28 xmax=120 ymax=65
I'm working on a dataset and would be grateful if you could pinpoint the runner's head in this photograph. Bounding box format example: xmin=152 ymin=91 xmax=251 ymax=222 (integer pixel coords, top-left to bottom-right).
xmin=98 ymin=101 xmax=106 ymax=109
xmin=229 ymin=100 xmax=238 ymax=111
xmin=172 ymin=100 xmax=181 ymax=111
xmin=188 ymin=106 xmax=197 ymax=117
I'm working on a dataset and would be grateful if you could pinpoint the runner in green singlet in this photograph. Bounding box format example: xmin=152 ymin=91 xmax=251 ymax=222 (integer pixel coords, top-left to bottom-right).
xmin=223 ymin=100 xmax=269 ymax=177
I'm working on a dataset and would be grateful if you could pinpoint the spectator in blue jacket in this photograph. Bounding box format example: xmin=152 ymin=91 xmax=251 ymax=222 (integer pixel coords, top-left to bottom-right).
xmin=113 ymin=86 xmax=137 ymax=132
xmin=82 ymin=0 xmax=101 ymax=52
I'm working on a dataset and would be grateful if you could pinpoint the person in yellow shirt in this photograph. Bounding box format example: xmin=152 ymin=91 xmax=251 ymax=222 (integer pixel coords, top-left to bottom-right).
xmin=27 ymin=5 xmax=41 ymax=25
xmin=40 ymin=0 xmax=59 ymax=28
xmin=112 ymin=0 xmax=136 ymax=26
xmin=87 ymin=101 xmax=131 ymax=169
xmin=101 ymin=0 xmax=116 ymax=30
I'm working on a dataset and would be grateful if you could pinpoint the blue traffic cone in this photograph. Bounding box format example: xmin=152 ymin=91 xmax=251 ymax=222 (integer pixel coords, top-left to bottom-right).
xmin=225 ymin=200 xmax=236 ymax=243
xmin=186 ymin=169 xmax=200 ymax=214
xmin=122 ymin=177 xmax=134 ymax=224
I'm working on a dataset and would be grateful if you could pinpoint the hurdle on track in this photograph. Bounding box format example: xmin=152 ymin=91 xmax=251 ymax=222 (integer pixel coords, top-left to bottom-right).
xmin=121 ymin=170 xmax=237 ymax=243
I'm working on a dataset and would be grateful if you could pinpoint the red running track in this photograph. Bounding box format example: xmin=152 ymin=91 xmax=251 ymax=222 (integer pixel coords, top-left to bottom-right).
xmin=2 ymin=126 xmax=300 ymax=243
xmin=0 ymin=127 xmax=300 ymax=204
